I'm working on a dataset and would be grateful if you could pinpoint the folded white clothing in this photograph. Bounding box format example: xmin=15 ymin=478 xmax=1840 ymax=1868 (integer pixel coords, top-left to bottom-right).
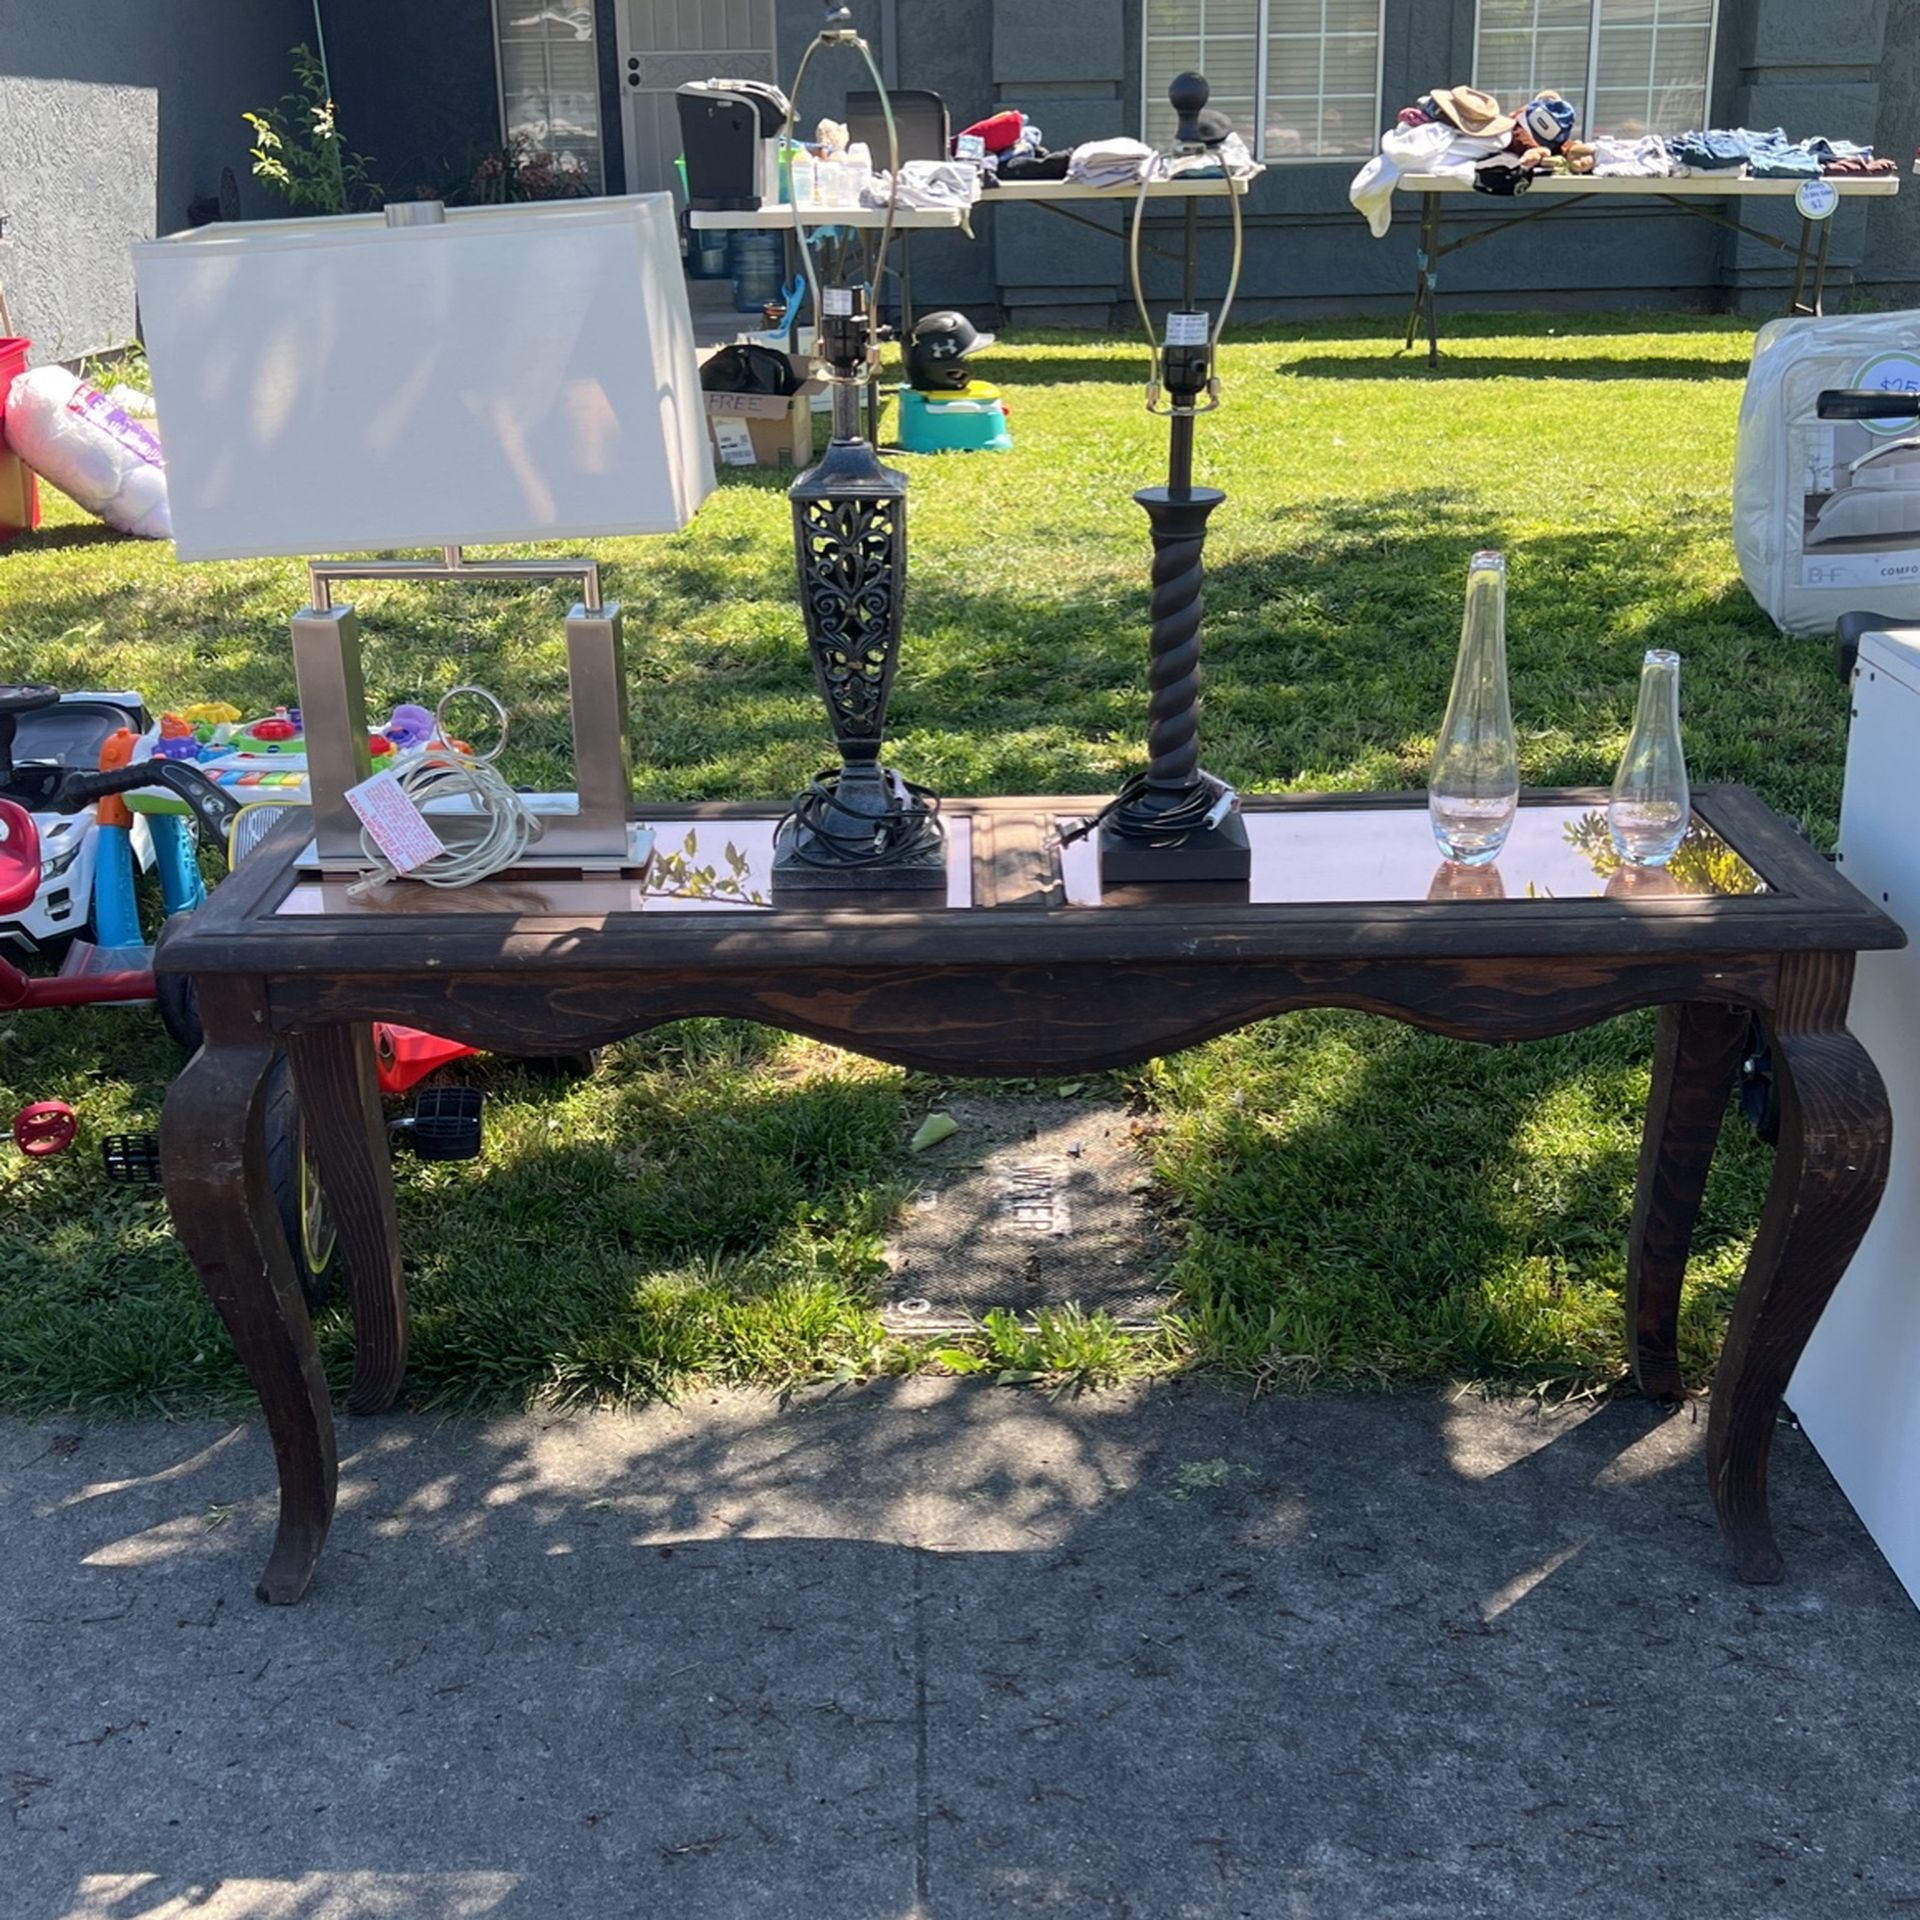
xmin=860 ymin=160 xmax=983 ymax=211
xmin=1590 ymin=134 xmax=1689 ymax=178
xmin=1068 ymin=137 xmax=1165 ymax=187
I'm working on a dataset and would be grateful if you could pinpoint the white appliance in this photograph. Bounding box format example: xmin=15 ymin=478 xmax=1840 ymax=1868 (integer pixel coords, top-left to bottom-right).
xmin=1731 ymin=310 xmax=1920 ymax=635
xmin=1790 ymin=621 xmax=1920 ymax=1606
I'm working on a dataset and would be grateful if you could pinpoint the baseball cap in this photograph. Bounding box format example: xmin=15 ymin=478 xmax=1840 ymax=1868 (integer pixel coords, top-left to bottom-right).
xmin=1520 ymin=92 xmax=1576 ymax=149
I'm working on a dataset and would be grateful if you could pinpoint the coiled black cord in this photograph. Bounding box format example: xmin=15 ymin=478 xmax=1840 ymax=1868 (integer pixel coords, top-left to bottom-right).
xmin=779 ymin=768 xmax=945 ymax=868
xmin=1058 ymin=769 xmax=1237 ymax=849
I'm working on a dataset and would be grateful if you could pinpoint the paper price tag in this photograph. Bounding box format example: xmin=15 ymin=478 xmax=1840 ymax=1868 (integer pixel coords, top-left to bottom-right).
xmin=711 ymin=416 xmax=757 ymax=467
xmin=956 ymin=133 xmax=987 ymax=161
xmin=1165 ymin=310 xmax=1211 ymax=347
xmin=823 ymin=287 xmax=854 ymax=316
xmin=345 ymin=769 xmax=447 ymax=874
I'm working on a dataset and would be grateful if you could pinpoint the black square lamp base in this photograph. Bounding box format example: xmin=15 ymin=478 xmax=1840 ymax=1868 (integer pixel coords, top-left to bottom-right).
xmin=1099 ymin=807 xmax=1252 ymax=885
xmin=771 ymin=816 xmax=948 ymax=893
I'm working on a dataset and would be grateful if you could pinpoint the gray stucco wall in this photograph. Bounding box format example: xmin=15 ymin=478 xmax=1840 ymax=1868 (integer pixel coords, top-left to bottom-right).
xmin=0 ymin=0 xmax=310 ymax=362
xmin=1866 ymin=0 xmax=1920 ymax=299
xmin=324 ymin=0 xmax=626 ymax=204
xmin=764 ymin=0 xmax=1906 ymax=326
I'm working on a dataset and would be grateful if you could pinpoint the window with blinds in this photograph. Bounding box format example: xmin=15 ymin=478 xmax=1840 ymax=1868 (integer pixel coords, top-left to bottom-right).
xmin=1143 ymin=0 xmax=1384 ymax=162
xmin=494 ymin=2 xmax=606 ymax=192
xmin=1475 ymin=0 xmax=1717 ymax=141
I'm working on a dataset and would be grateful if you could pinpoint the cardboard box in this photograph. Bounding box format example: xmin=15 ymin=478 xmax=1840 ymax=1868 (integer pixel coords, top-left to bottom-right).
xmin=699 ymin=345 xmax=822 ymax=470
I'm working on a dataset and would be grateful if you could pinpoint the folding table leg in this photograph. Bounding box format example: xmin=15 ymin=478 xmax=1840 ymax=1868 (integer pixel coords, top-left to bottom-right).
xmin=1787 ymin=213 xmax=1835 ymax=318
xmin=1401 ymin=194 xmax=1442 ymax=368
xmin=1789 ymin=214 xmax=1814 ymax=315
xmin=1809 ymin=215 xmax=1834 ymax=316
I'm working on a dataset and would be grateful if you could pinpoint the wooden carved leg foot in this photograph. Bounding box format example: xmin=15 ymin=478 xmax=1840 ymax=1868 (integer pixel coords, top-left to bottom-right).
xmin=161 ymin=981 xmax=336 ymax=1604
xmin=1708 ymin=954 xmax=1891 ymax=1583
xmin=1625 ymin=1001 xmax=1750 ymax=1398
xmin=286 ymin=1025 xmax=407 ymax=1415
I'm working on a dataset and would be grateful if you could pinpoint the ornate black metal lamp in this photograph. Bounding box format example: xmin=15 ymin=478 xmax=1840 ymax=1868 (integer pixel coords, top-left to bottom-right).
xmin=1096 ymin=72 xmax=1252 ymax=887
xmin=772 ymin=6 xmax=944 ymax=891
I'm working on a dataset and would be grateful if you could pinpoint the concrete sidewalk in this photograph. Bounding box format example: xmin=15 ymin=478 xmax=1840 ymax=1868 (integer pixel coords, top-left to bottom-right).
xmin=4 ymin=1382 xmax=1918 ymax=1919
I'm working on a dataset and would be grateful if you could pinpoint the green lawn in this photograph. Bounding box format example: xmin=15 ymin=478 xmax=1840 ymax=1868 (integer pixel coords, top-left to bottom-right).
xmin=0 ymin=312 xmax=1813 ymax=1412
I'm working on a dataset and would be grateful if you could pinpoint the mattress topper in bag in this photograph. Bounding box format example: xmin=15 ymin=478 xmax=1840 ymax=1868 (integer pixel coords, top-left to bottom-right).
xmin=1734 ymin=312 xmax=1920 ymax=634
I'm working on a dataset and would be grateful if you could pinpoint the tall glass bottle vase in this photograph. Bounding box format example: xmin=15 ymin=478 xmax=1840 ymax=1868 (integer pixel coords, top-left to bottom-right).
xmin=1428 ymin=550 xmax=1519 ymax=867
xmin=1609 ymin=648 xmax=1690 ymax=866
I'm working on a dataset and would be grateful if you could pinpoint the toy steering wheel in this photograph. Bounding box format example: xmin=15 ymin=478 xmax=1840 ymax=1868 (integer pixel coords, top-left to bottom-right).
xmin=0 ymin=798 xmax=41 ymax=917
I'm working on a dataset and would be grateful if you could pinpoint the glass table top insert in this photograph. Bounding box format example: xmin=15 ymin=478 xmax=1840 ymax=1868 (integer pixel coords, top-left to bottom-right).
xmin=279 ymin=816 xmax=975 ymax=917
xmin=272 ymin=802 xmax=1764 ymax=919
xmin=1057 ymin=803 xmax=1764 ymax=906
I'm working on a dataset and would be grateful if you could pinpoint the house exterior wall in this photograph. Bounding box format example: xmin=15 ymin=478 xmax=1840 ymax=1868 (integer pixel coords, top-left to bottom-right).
xmin=0 ymin=0 xmax=310 ymax=362
xmin=324 ymin=0 xmax=627 ymax=204
xmin=742 ymin=0 xmax=1912 ymax=325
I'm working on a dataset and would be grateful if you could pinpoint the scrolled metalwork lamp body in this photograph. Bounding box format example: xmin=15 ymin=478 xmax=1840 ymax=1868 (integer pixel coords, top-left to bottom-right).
xmin=772 ymin=12 xmax=943 ymax=890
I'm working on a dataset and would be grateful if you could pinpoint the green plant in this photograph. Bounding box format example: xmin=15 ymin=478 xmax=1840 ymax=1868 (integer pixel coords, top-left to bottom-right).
xmin=242 ymin=44 xmax=380 ymax=214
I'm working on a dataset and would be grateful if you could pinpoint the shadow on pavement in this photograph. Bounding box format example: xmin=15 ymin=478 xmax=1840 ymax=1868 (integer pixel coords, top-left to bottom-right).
xmin=4 ymin=1380 xmax=1916 ymax=1918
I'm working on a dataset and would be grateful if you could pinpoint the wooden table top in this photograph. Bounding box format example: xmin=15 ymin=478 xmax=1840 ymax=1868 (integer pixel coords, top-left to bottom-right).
xmin=159 ymin=789 xmax=1901 ymax=979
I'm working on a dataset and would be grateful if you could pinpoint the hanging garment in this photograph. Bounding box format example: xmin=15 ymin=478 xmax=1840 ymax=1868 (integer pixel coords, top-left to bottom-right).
xmin=1349 ymin=121 xmax=1505 ymax=236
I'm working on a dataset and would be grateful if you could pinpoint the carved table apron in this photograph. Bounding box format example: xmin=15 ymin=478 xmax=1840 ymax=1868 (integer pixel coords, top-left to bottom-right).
xmin=154 ymin=790 xmax=1901 ymax=1603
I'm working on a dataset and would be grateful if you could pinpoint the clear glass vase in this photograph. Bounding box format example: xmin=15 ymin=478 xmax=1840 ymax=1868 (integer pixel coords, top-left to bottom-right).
xmin=1428 ymin=550 xmax=1519 ymax=867
xmin=1609 ymin=648 xmax=1690 ymax=867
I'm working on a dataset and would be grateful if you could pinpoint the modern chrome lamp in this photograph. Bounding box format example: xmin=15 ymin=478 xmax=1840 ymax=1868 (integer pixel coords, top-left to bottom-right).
xmin=132 ymin=194 xmax=714 ymax=873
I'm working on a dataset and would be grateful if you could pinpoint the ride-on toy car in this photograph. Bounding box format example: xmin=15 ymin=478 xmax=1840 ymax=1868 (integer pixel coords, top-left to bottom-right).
xmin=0 ymin=681 xmax=346 ymax=1298
xmin=0 ymin=687 xmax=154 ymax=954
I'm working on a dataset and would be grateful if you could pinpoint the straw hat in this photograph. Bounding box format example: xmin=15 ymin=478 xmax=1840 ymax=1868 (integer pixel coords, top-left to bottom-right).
xmin=1430 ymin=85 xmax=1516 ymax=139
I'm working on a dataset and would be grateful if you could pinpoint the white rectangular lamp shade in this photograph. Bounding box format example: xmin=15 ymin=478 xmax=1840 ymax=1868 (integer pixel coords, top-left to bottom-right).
xmin=133 ymin=194 xmax=715 ymax=562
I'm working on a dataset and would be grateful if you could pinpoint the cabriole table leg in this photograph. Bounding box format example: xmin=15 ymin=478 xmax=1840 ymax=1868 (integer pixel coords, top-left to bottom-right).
xmin=1625 ymin=1000 xmax=1750 ymax=1399
xmin=1707 ymin=953 xmax=1891 ymax=1583
xmin=160 ymin=980 xmax=337 ymax=1604
xmin=286 ymin=1024 xmax=407 ymax=1414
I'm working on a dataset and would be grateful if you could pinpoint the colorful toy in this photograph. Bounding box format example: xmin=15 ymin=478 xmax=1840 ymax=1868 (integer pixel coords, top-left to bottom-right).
xmin=0 ymin=689 xmax=159 ymax=954
xmin=0 ymin=682 xmax=340 ymax=1299
xmin=14 ymin=1101 xmax=78 ymax=1158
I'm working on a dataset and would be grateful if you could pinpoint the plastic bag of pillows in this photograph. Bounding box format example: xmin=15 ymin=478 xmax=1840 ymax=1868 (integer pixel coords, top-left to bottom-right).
xmin=4 ymin=366 xmax=172 ymax=538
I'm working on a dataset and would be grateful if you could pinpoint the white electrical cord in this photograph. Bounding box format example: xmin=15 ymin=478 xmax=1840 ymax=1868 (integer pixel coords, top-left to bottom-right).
xmin=349 ymin=684 xmax=543 ymax=896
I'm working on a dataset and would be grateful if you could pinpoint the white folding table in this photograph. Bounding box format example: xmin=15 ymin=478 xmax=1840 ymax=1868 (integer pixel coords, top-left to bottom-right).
xmin=687 ymin=174 xmax=1253 ymax=330
xmin=1395 ymin=170 xmax=1900 ymax=368
xmin=688 ymin=175 xmax=1253 ymax=438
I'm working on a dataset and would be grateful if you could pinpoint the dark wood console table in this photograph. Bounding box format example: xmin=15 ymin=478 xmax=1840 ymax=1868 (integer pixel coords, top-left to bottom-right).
xmin=157 ymin=790 xmax=1900 ymax=1603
